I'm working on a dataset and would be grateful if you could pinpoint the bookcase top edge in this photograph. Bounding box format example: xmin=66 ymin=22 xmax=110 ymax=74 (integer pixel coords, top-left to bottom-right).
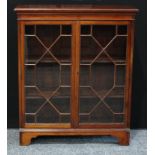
xmin=14 ymin=5 xmax=139 ymax=14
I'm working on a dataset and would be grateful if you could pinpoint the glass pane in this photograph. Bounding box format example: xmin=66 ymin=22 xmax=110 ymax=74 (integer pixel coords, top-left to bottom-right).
xmin=24 ymin=24 xmax=72 ymax=123
xmin=36 ymin=25 xmax=60 ymax=48
xmin=79 ymin=25 xmax=127 ymax=124
xmin=92 ymin=25 xmax=115 ymax=47
xmin=49 ymin=36 xmax=71 ymax=63
xmin=81 ymin=25 xmax=91 ymax=35
xmin=61 ymin=65 xmax=71 ymax=85
xmin=25 ymin=25 xmax=35 ymax=35
xmin=117 ymin=25 xmax=127 ymax=35
xmin=61 ymin=25 xmax=72 ymax=34
xmin=106 ymin=36 xmax=127 ymax=62
xmin=24 ymin=36 xmax=45 ymax=64
xmin=81 ymin=36 xmax=102 ymax=64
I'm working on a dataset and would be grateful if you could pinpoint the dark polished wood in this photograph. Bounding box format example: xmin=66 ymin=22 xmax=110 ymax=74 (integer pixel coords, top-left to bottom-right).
xmin=14 ymin=5 xmax=138 ymax=13
xmin=15 ymin=5 xmax=138 ymax=146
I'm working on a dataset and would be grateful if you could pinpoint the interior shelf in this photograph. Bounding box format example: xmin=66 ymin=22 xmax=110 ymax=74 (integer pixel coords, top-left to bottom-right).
xmin=25 ymin=57 xmax=71 ymax=64
xmin=26 ymin=87 xmax=124 ymax=99
xmin=25 ymin=56 xmax=126 ymax=65
xmin=26 ymin=95 xmax=124 ymax=100
xmin=26 ymin=96 xmax=70 ymax=99
xmin=81 ymin=57 xmax=126 ymax=64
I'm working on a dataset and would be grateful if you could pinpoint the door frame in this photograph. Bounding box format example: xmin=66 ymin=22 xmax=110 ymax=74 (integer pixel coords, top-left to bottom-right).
xmin=75 ymin=20 xmax=133 ymax=129
xmin=18 ymin=20 xmax=77 ymax=129
xmin=18 ymin=20 xmax=134 ymax=129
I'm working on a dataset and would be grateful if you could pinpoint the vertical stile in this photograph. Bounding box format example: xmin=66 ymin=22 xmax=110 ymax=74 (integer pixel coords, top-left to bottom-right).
xmin=71 ymin=22 xmax=80 ymax=128
xmin=125 ymin=21 xmax=135 ymax=128
xmin=18 ymin=21 xmax=25 ymax=128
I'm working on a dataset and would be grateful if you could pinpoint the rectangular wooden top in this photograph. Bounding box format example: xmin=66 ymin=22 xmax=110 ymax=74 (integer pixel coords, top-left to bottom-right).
xmin=14 ymin=5 xmax=139 ymax=14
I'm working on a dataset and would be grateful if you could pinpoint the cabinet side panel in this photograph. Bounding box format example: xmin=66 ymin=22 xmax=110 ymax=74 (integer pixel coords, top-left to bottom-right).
xmin=125 ymin=21 xmax=135 ymax=128
xmin=18 ymin=21 xmax=25 ymax=128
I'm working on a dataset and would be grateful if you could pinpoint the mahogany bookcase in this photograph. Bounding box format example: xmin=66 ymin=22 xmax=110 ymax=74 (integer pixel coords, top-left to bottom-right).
xmin=14 ymin=5 xmax=138 ymax=145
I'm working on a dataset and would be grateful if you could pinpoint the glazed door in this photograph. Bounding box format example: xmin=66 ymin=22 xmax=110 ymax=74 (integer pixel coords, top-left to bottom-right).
xmin=78 ymin=22 xmax=129 ymax=127
xmin=21 ymin=21 xmax=130 ymax=128
xmin=23 ymin=22 xmax=74 ymax=127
